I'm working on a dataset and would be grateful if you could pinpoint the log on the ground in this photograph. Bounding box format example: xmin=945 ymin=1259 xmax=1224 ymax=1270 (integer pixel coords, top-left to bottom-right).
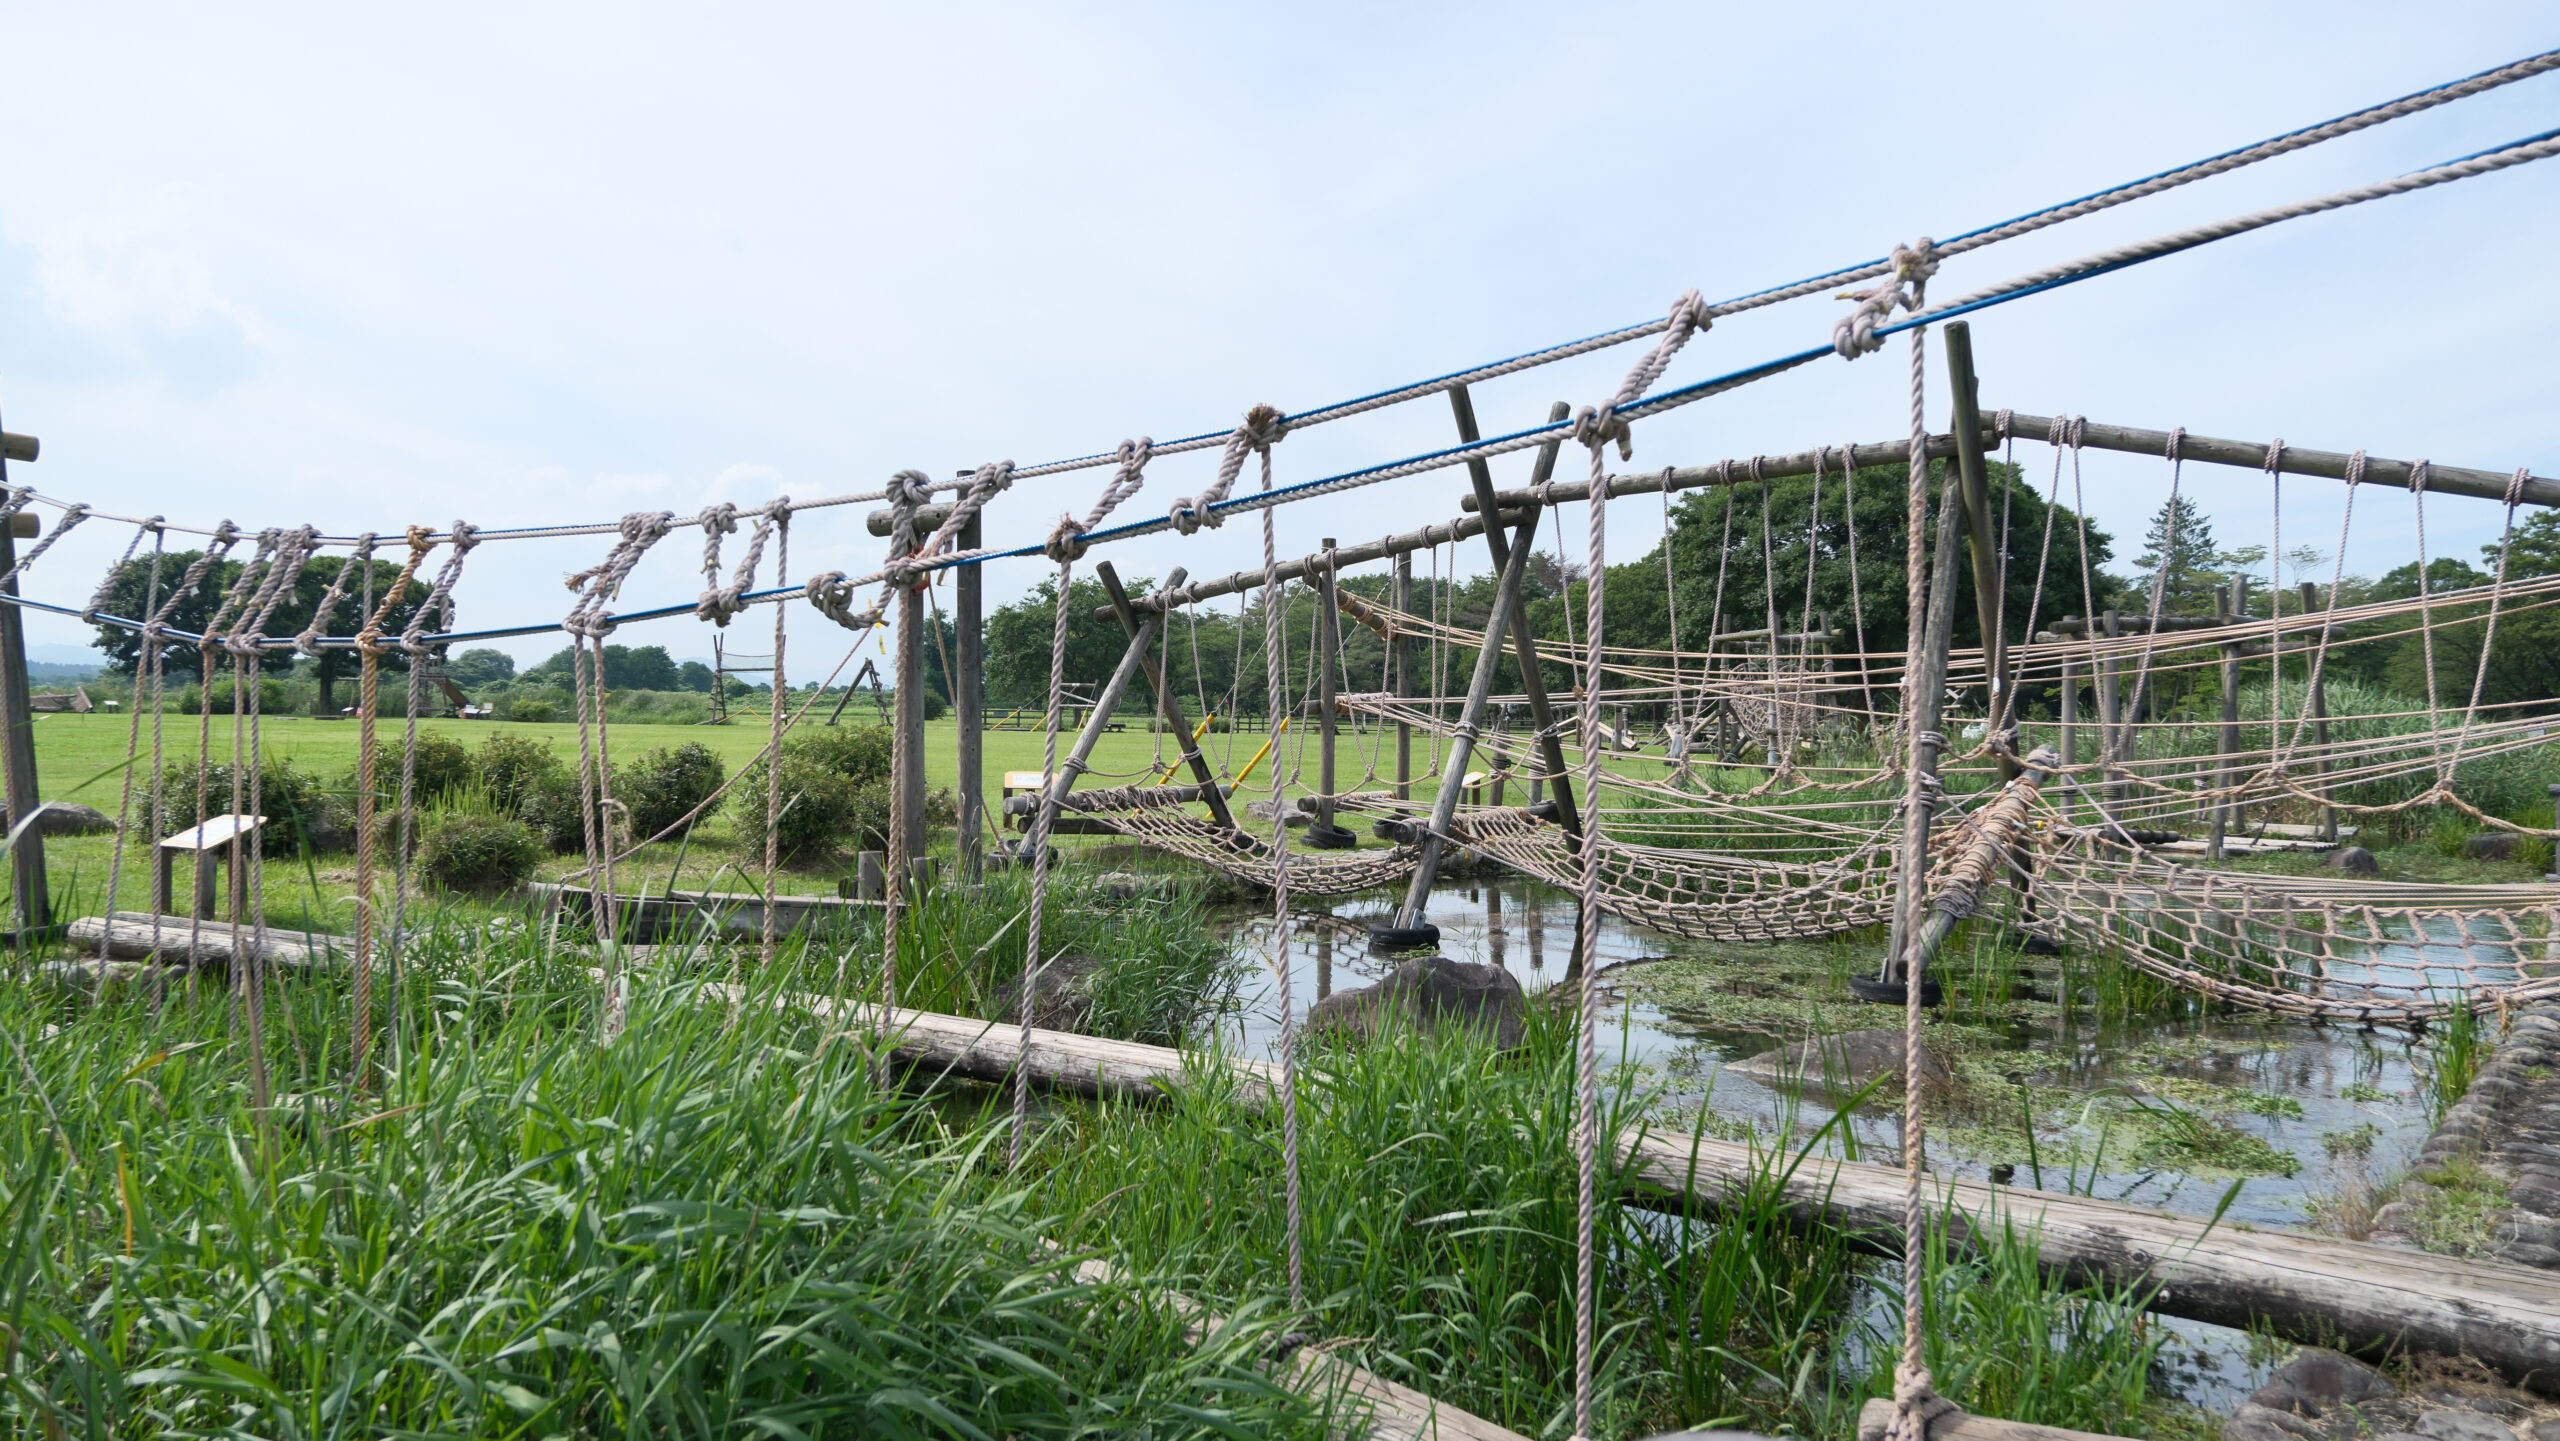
xmin=780 ymin=993 xmax=2560 ymax=1394
xmin=67 ymin=911 xmax=347 ymax=969
xmin=1065 ymin=1256 xmax=1527 ymax=1441
xmin=1856 ymin=1398 xmax=2129 ymax=1441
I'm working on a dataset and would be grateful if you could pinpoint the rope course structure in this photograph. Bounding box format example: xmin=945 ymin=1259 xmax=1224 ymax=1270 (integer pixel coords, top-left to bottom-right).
xmin=9 ymin=48 xmax=2560 ymax=1441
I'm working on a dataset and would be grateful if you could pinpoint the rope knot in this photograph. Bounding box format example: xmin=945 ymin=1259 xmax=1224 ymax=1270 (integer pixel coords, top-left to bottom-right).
xmin=1044 ymin=515 xmax=1089 ymax=564
xmin=1570 ymin=404 xmax=1633 ymax=460
xmin=1831 ymin=238 xmax=1937 ymax=359
xmin=1238 ymin=403 xmax=1288 ymax=452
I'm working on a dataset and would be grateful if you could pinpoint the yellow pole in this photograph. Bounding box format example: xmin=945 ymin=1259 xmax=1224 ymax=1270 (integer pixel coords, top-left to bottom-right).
xmin=1234 ymin=716 xmax=1291 ymax=789
xmin=1150 ymin=714 xmax=1216 ymax=784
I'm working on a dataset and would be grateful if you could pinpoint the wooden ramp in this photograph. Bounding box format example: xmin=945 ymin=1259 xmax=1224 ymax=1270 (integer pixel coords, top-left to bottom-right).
xmin=760 ymin=992 xmax=2560 ymax=1395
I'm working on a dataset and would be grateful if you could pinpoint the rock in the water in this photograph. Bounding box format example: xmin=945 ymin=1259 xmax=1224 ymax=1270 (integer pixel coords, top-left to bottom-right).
xmin=21 ymin=802 xmax=115 ymax=837
xmin=2528 ymin=1420 xmax=2560 ymax=1441
xmin=991 ymin=952 xmax=1106 ymax=1033
xmin=2416 ymin=1412 xmax=2516 ymax=1441
xmin=2463 ymin=832 xmax=2520 ymax=862
xmin=2327 ymin=845 xmax=2381 ymax=876
xmin=1305 ymin=955 xmax=1526 ymax=1050
xmin=1727 ymin=1029 xmax=1950 ymax=1097
xmin=2269 ymin=1349 xmax=2397 ymax=1409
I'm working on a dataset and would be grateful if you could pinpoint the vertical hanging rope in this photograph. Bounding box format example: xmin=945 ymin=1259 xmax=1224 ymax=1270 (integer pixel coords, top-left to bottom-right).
xmin=2406 ymin=460 xmax=2452 ymax=786
xmin=762 ymin=507 xmax=792 ymax=968
xmin=92 ymin=521 xmax=165 ymax=988
xmin=352 ymin=530 xmax=431 ymax=1079
xmin=1012 ymin=556 xmax=1074 ymax=1169
xmin=1251 ymin=441 xmax=1310 ymax=1314
xmin=1568 ymin=463 xmax=1611 ymax=1441
xmin=1842 ymin=445 xmax=1877 ymax=728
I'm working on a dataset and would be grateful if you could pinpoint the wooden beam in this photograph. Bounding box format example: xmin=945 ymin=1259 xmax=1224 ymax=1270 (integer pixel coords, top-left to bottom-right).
xmin=787 ymin=992 xmax=2560 ymax=1394
xmin=0 ymin=404 xmax=46 ymax=936
xmin=1857 ymin=1398 xmax=2130 ymax=1441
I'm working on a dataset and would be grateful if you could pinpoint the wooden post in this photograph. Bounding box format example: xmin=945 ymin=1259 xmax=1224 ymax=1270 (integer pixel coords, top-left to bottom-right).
xmin=2058 ymin=644 xmax=2078 ymax=769
xmin=895 ymin=582 xmax=928 ymax=869
xmin=1393 ymin=550 xmax=1413 ymax=803
xmin=1385 ymin=508 xmax=1543 ymax=939
xmin=1449 ymin=386 xmax=1580 ymax=845
xmin=2098 ymin=610 xmax=2123 ymax=822
xmin=1885 ymin=457 xmax=1968 ymax=983
xmin=2303 ymin=580 xmax=2335 ymax=843
xmin=1313 ymin=539 xmax=1342 ymax=839
xmin=1094 ymin=561 xmax=1236 ymax=832
xmin=1031 ymin=568 xmax=1189 ymax=838
xmin=957 ymin=509 xmax=985 ymax=879
xmin=1942 ymin=323 xmax=2013 ymax=778
xmin=2211 ymin=576 xmax=2247 ymax=861
xmin=0 ymin=479 xmax=45 ymax=937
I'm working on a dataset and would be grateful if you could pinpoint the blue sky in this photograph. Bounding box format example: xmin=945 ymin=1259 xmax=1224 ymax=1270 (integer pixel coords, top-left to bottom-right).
xmin=3 ymin=3 xmax=2555 ymax=670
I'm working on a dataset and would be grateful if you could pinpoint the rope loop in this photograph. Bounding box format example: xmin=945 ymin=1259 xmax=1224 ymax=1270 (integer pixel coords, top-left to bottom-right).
xmin=1832 ymin=238 xmax=1938 ymax=358
xmin=804 ymin=570 xmax=883 ymax=634
xmin=2165 ymin=426 xmax=2186 ymax=462
xmin=2409 ymin=457 xmax=2431 ymax=494
xmin=405 ymin=520 xmax=480 ymax=652
xmin=1170 ymin=407 xmax=1286 ymax=534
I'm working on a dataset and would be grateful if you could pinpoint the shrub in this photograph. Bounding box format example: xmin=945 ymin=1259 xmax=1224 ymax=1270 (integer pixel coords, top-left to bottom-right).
xmin=512 ymin=699 xmax=557 ymax=722
xmin=417 ymin=807 xmax=543 ymax=891
xmin=155 ymin=756 xmax=341 ymax=853
xmin=791 ymin=724 xmax=894 ymax=785
xmin=519 ymin=773 xmax=597 ymax=853
xmin=168 ymin=677 xmax=290 ymax=715
xmin=620 ymin=741 xmax=727 ymax=838
xmin=737 ymin=752 xmax=868 ymax=860
xmin=475 ymin=733 xmax=567 ymax=811
xmin=405 ymin=731 xmax=474 ymax=801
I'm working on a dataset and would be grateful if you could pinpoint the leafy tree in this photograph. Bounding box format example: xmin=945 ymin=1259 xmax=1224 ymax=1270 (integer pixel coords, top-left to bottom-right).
xmin=88 ymin=552 xmax=430 ymax=708
xmin=447 ymin=648 xmax=516 ymax=687
xmin=524 ymin=642 xmax=682 ymax=691
xmin=678 ymin=660 xmax=715 ymax=692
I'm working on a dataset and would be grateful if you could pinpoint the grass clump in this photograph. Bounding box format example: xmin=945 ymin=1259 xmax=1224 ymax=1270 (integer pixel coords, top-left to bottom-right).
xmin=0 ymin=950 xmax=1335 ymax=1438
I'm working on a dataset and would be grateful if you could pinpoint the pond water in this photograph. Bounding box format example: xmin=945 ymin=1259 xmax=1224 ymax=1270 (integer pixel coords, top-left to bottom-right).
xmin=1223 ymin=875 xmax=2445 ymax=1235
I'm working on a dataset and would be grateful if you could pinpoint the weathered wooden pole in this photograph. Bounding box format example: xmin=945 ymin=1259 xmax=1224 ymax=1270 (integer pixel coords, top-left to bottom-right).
xmin=1449 ymin=387 xmax=1581 ymax=846
xmin=957 ymin=510 xmax=985 ymax=879
xmin=1942 ymin=324 xmax=2013 ymax=779
xmin=2098 ymin=610 xmax=2124 ymax=822
xmin=894 ymin=578 xmax=928 ymax=874
xmin=1094 ymin=561 xmax=1236 ymax=833
xmin=1393 ymin=550 xmax=1413 ymax=802
xmin=0 ymin=407 xmax=46 ymax=937
xmin=2057 ymin=642 xmax=2077 ymax=770
xmin=2210 ymin=575 xmax=2248 ymax=861
xmin=1309 ymin=540 xmax=1347 ymax=845
xmin=1378 ymin=507 xmax=1544 ymax=946
xmin=1030 ymin=568 xmax=1189 ymax=837
xmin=2303 ymin=580 xmax=2336 ymax=844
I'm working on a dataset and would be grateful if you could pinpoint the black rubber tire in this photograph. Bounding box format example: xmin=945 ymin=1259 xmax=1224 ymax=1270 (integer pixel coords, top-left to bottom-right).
xmin=1848 ymin=973 xmax=1944 ymax=1007
xmin=1304 ymin=823 xmax=1358 ymax=850
xmin=1368 ymin=921 xmax=1441 ymax=951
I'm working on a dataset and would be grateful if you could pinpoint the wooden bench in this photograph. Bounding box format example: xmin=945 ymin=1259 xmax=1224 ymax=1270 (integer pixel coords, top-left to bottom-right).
xmin=154 ymin=814 xmax=265 ymax=920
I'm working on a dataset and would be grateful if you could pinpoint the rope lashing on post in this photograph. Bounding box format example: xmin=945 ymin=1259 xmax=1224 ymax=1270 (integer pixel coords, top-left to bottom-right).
xmin=1833 ymin=241 xmax=1938 ymax=359
xmin=1048 ymin=439 xmax=1150 ymax=561
xmin=1168 ymin=405 xmax=1286 ymax=535
xmin=920 ymin=460 xmax=1012 ymax=564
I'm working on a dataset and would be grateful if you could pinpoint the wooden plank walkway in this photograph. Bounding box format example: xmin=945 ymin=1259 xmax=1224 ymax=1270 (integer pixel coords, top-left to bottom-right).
xmin=767 ymin=992 xmax=2560 ymax=1394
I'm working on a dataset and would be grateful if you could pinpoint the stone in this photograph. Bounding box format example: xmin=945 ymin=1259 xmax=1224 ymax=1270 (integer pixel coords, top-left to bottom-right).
xmin=2416 ymin=1410 xmax=2517 ymax=1441
xmin=1305 ymin=955 xmax=1527 ymax=1050
xmin=2420 ymin=1387 xmax=2521 ymax=1417
xmin=2227 ymin=1402 xmax=2327 ymax=1441
xmin=2528 ymin=1421 xmax=2560 ymax=1441
xmin=2269 ymin=1348 xmax=2398 ymax=1408
xmin=2327 ymin=845 xmax=2381 ymax=876
xmin=990 ymin=952 xmax=1107 ymax=1034
xmin=2463 ymin=831 xmax=2520 ymax=861
xmin=22 ymin=801 xmax=115 ymax=836
xmin=1727 ymin=1029 xmax=1953 ymax=1098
